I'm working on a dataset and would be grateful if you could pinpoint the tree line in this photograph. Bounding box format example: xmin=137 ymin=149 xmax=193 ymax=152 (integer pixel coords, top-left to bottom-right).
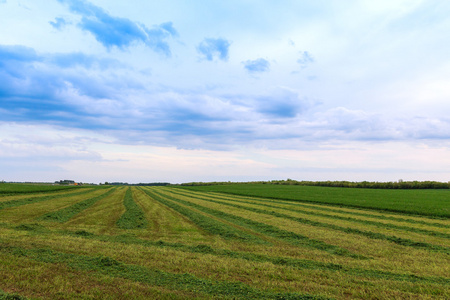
xmin=179 ymin=179 xmax=450 ymax=189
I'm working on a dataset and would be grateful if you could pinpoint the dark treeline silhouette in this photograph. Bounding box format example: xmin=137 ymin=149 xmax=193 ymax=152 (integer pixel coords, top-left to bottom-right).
xmin=179 ymin=179 xmax=450 ymax=189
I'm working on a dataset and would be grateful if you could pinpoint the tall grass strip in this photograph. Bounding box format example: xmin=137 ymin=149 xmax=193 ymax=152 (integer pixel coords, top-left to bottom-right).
xmin=139 ymin=188 xmax=268 ymax=244
xmin=116 ymin=188 xmax=148 ymax=230
xmin=170 ymin=189 xmax=449 ymax=254
xmin=0 ymin=244 xmax=329 ymax=300
xmin=149 ymin=188 xmax=364 ymax=259
xmin=37 ymin=188 xmax=117 ymax=223
xmin=0 ymin=189 xmax=97 ymax=211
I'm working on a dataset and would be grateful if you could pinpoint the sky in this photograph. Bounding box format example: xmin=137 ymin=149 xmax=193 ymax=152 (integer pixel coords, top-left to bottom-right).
xmin=1 ymin=0 xmax=450 ymax=184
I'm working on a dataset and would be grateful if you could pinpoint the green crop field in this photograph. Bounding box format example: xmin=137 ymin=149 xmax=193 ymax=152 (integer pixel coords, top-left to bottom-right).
xmin=180 ymin=184 xmax=450 ymax=218
xmin=0 ymin=184 xmax=449 ymax=299
xmin=0 ymin=183 xmax=84 ymax=195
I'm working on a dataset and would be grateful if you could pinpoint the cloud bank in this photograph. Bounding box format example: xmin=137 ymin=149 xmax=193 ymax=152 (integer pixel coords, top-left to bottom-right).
xmin=1 ymin=41 xmax=448 ymax=151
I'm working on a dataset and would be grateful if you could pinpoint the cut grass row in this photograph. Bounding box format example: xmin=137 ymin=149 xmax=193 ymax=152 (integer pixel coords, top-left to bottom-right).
xmin=178 ymin=184 xmax=450 ymax=218
xmin=2 ymin=224 xmax=449 ymax=298
xmin=153 ymin=188 xmax=450 ymax=277
xmin=145 ymin=188 xmax=365 ymax=258
xmin=38 ymin=188 xmax=116 ymax=223
xmin=221 ymin=192 xmax=450 ymax=229
xmin=116 ymin=188 xmax=149 ymax=230
xmin=173 ymin=188 xmax=450 ymax=234
xmin=139 ymin=188 xmax=268 ymax=244
xmin=168 ymin=188 xmax=450 ymax=253
xmin=214 ymin=189 xmax=450 ymax=228
xmin=0 ymin=242 xmax=327 ymax=300
xmin=0 ymin=188 xmax=97 ymax=211
xmin=0 ymin=250 xmax=194 ymax=300
xmin=50 ymin=228 xmax=448 ymax=286
xmin=55 ymin=187 xmax=127 ymax=237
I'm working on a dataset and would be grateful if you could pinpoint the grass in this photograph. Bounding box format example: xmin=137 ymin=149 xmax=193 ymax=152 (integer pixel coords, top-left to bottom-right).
xmin=0 ymin=289 xmax=27 ymax=300
xmin=38 ymin=188 xmax=116 ymax=223
xmin=0 ymin=243 xmax=325 ymax=300
xmin=174 ymin=188 xmax=450 ymax=238
xmin=141 ymin=188 xmax=268 ymax=244
xmin=59 ymin=187 xmax=128 ymax=235
xmin=179 ymin=184 xmax=450 ymax=218
xmin=0 ymin=188 xmax=96 ymax=211
xmin=0 ymin=184 xmax=448 ymax=299
xmin=0 ymin=183 xmax=83 ymax=195
xmin=48 ymin=228 xmax=449 ymax=286
xmin=168 ymin=188 xmax=450 ymax=253
xmin=150 ymin=188 xmax=365 ymax=258
xmin=116 ymin=188 xmax=149 ymax=230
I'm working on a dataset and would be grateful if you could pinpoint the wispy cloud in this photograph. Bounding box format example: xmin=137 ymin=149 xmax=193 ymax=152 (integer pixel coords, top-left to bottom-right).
xmin=49 ymin=17 xmax=69 ymax=30
xmin=297 ymin=51 xmax=314 ymax=69
xmin=57 ymin=0 xmax=178 ymax=55
xmin=197 ymin=38 xmax=230 ymax=61
xmin=243 ymin=58 xmax=270 ymax=73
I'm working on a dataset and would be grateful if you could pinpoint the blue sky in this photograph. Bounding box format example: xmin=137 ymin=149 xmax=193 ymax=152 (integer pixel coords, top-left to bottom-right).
xmin=1 ymin=0 xmax=450 ymax=183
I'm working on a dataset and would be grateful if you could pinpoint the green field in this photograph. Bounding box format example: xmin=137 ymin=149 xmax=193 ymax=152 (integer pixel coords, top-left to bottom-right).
xmin=0 ymin=184 xmax=449 ymax=299
xmin=180 ymin=184 xmax=450 ymax=218
xmin=0 ymin=183 xmax=83 ymax=195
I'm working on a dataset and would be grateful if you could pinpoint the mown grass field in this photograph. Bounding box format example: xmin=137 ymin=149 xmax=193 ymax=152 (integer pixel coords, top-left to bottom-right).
xmin=181 ymin=184 xmax=450 ymax=218
xmin=0 ymin=184 xmax=448 ymax=299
